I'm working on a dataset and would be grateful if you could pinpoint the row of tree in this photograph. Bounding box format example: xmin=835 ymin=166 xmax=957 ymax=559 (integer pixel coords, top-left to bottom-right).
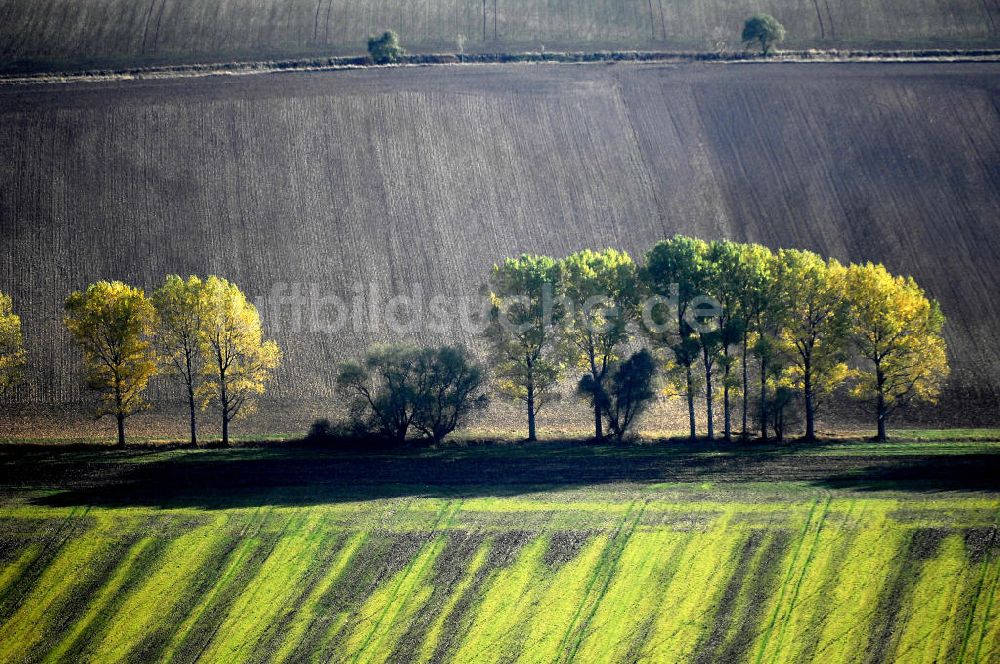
xmin=0 ymin=237 xmax=948 ymax=446
xmin=0 ymin=277 xmax=280 ymax=447
xmin=483 ymin=237 xmax=948 ymax=443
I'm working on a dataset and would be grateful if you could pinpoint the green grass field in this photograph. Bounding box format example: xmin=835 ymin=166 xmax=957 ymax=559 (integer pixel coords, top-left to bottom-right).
xmin=0 ymin=436 xmax=997 ymax=662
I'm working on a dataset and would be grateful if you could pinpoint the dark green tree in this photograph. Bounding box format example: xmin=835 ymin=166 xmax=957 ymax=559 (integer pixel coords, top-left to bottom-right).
xmin=742 ymin=14 xmax=785 ymax=55
xmin=411 ymin=345 xmax=488 ymax=444
xmin=560 ymin=249 xmax=639 ymax=442
xmin=336 ymin=343 xmax=422 ymax=443
xmin=368 ymin=30 xmax=404 ymax=64
xmin=579 ymin=349 xmax=658 ymax=443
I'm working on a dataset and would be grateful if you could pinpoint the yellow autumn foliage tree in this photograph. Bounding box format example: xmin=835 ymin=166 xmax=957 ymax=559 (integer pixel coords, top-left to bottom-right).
xmin=773 ymin=250 xmax=850 ymax=441
xmin=152 ymin=275 xmax=207 ymax=446
xmin=0 ymin=291 xmax=26 ymax=395
xmin=63 ymin=281 xmax=157 ymax=447
xmin=843 ymin=262 xmax=948 ymax=441
xmin=198 ymin=276 xmax=280 ymax=446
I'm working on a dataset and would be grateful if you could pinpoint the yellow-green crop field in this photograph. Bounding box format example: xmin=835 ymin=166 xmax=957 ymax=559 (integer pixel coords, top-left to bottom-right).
xmin=0 ymin=475 xmax=998 ymax=662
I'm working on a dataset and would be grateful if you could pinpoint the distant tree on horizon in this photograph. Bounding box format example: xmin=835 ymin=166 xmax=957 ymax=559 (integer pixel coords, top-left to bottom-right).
xmin=742 ymin=14 xmax=785 ymax=55
xmin=198 ymin=276 xmax=280 ymax=447
xmin=368 ymin=30 xmax=404 ymax=64
xmin=64 ymin=281 xmax=157 ymax=447
xmin=843 ymin=262 xmax=949 ymax=441
xmin=0 ymin=291 xmax=26 ymax=397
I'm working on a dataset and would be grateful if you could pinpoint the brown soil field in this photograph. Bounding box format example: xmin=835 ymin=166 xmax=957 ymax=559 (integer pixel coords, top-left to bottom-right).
xmin=0 ymin=61 xmax=998 ymax=435
xmin=1 ymin=0 xmax=999 ymax=73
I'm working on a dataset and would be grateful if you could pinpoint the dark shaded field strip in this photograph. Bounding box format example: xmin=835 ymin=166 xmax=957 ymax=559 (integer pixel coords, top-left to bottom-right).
xmin=23 ymin=530 xmax=143 ymax=663
xmin=187 ymin=509 xmax=307 ymax=662
xmin=345 ymin=501 xmax=462 ymax=662
xmin=293 ymin=530 xmax=429 ymax=661
xmin=426 ymin=530 xmax=535 ymax=663
xmin=389 ymin=530 xmax=487 ymax=662
xmin=0 ymin=508 xmax=89 ymax=624
xmin=714 ymin=531 xmax=793 ymax=664
xmin=247 ymin=529 xmax=350 ymax=664
xmin=755 ymin=498 xmax=832 ymax=663
xmin=692 ymin=529 xmax=791 ymax=664
xmin=54 ymin=532 xmax=173 ymax=661
xmin=561 ymin=500 xmax=647 ymax=663
xmin=959 ymin=519 xmax=1000 ymax=662
xmin=166 ymin=509 xmax=290 ymax=664
xmin=124 ymin=522 xmax=253 ymax=662
xmin=863 ymin=528 xmax=947 ymax=664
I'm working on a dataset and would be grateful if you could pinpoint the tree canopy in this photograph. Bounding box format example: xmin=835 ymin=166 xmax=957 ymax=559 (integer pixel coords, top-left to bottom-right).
xmin=198 ymin=276 xmax=281 ymax=446
xmin=742 ymin=14 xmax=786 ymax=55
xmin=63 ymin=281 xmax=157 ymax=446
xmin=368 ymin=30 xmax=404 ymax=64
xmin=843 ymin=262 xmax=948 ymax=441
xmin=0 ymin=292 xmax=26 ymax=395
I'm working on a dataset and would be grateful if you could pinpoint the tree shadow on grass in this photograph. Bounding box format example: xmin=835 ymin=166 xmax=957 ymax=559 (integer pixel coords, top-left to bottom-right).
xmin=6 ymin=441 xmax=997 ymax=510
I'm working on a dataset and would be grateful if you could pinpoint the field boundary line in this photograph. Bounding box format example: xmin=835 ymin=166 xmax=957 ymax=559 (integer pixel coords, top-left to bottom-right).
xmin=3 ymin=49 xmax=1000 ymax=86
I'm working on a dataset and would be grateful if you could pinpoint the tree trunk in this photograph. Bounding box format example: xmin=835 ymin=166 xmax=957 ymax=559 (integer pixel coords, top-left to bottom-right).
xmin=741 ymin=334 xmax=749 ymax=439
xmin=187 ymin=384 xmax=197 ymax=446
xmin=876 ymin=366 xmax=887 ymax=442
xmin=803 ymin=362 xmax=815 ymax=441
xmin=723 ymin=346 xmax=731 ymax=442
xmin=526 ymin=382 xmax=537 ymax=442
xmin=483 ymin=0 xmax=487 ymax=41
xmin=116 ymin=414 xmax=126 ymax=448
xmin=593 ymin=398 xmax=603 ymax=441
xmin=703 ymin=350 xmax=714 ymax=441
xmin=759 ymin=359 xmax=769 ymax=443
xmin=220 ymin=369 xmax=229 ymax=447
xmin=686 ymin=364 xmax=696 ymax=440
